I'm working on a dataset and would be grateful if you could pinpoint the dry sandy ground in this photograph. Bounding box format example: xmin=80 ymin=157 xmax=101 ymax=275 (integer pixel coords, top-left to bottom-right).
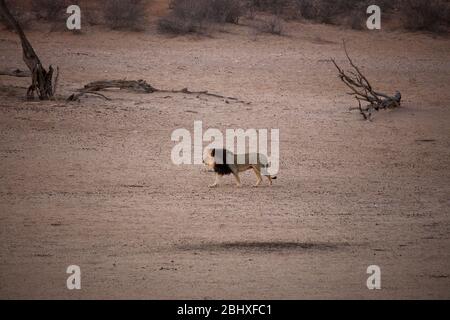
xmin=0 ymin=21 xmax=449 ymax=299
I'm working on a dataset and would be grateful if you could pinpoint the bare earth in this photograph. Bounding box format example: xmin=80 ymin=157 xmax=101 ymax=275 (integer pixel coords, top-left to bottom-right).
xmin=0 ymin=21 xmax=449 ymax=299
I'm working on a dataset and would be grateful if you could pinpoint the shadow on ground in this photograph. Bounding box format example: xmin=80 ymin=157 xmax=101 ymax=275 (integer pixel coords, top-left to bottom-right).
xmin=175 ymin=241 xmax=349 ymax=253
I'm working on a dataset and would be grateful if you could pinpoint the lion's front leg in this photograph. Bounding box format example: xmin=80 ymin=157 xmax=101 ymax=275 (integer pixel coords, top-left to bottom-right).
xmin=209 ymin=173 xmax=221 ymax=188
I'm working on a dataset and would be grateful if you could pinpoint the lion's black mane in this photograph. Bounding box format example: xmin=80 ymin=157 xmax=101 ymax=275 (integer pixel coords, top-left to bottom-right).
xmin=212 ymin=148 xmax=233 ymax=176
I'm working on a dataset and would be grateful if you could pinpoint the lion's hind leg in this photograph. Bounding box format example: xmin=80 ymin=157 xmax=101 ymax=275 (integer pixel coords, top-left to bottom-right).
xmin=252 ymin=166 xmax=263 ymax=187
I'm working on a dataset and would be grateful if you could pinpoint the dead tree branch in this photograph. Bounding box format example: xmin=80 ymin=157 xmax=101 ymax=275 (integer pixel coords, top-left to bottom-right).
xmin=0 ymin=0 xmax=56 ymax=100
xmin=331 ymin=41 xmax=401 ymax=120
xmin=158 ymin=87 xmax=248 ymax=104
xmin=70 ymin=79 xmax=249 ymax=104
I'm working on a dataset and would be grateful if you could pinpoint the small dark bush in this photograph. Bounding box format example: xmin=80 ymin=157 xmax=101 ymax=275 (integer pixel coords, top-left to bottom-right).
xmin=344 ymin=2 xmax=368 ymax=30
xmin=294 ymin=0 xmax=316 ymax=20
xmin=159 ymin=0 xmax=208 ymax=34
xmin=258 ymin=15 xmax=284 ymax=35
xmin=347 ymin=9 xmax=365 ymax=30
xmin=209 ymin=0 xmax=243 ymax=23
xmin=294 ymin=0 xmax=359 ymax=24
xmin=158 ymin=16 xmax=199 ymax=34
xmin=31 ymin=0 xmax=67 ymax=22
xmin=248 ymin=0 xmax=290 ymax=14
xmin=104 ymin=0 xmax=148 ymax=31
xmin=159 ymin=0 xmax=243 ymax=34
xmin=0 ymin=0 xmax=32 ymax=30
xmin=400 ymin=0 xmax=450 ymax=33
xmin=83 ymin=7 xmax=103 ymax=26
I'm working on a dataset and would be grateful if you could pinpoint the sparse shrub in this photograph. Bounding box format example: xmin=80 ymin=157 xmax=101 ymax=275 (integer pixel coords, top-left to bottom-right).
xmin=294 ymin=0 xmax=317 ymax=20
xmin=158 ymin=0 xmax=450 ymax=34
xmin=261 ymin=15 xmax=284 ymax=34
xmin=248 ymin=0 xmax=290 ymax=14
xmin=345 ymin=3 xmax=367 ymax=30
xmin=294 ymin=0 xmax=357 ymax=24
xmin=171 ymin=0 xmax=209 ymax=24
xmin=0 ymin=0 xmax=32 ymax=30
xmin=104 ymin=0 xmax=148 ymax=31
xmin=244 ymin=0 xmax=449 ymax=33
xmin=158 ymin=16 xmax=199 ymax=34
xmin=347 ymin=11 xmax=364 ymax=30
xmin=31 ymin=0 xmax=67 ymax=22
xmin=84 ymin=7 xmax=103 ymax=26
xmin=158 ymin=0 xmax=208 ymax=34
xmin=400 ymin=0 xmax=450 ymax=33
xmin=159 ymin=0 xmax=244 ymax=34
xmin=211 ymin=0 xmax=243 ymax=23
xmin=375 ymin=0 xmax=397 ymax=12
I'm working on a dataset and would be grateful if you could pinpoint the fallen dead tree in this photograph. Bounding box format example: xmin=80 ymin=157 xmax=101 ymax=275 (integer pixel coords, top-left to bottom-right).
xmin=80 ymin=80 xmax=157 ymax=93
xmin=331 ymin=42 xmax=401 ymax=120
xmin=0 ymin=0 xmax=58 ymax=100
xmin=68 ymin=79 xmax=249 ymax=104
